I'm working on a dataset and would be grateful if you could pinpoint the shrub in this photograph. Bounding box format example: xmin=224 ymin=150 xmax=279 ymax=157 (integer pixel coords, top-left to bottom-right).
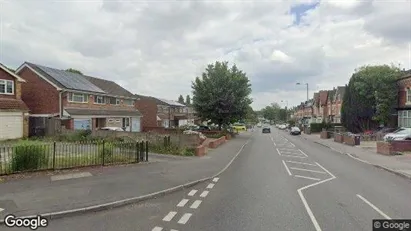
xmin=98 ymin=142 xmax=115 ymax=158
xmin=11 ymin=141 xmax=49 ymax=172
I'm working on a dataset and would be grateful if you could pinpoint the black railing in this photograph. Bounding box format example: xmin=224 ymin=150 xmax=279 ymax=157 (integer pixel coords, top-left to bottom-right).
xmin=0 ymin=140 xmax=149 ymax=175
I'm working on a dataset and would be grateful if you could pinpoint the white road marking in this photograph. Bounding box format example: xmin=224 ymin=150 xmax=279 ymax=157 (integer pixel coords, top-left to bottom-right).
xmin=276 ymin=148 xmax=281 ymax=156
xmin=177 ymin=213 xmax=193 ymax=224
xmin=347 ymin=153 xmax=371 ymax=164
xmin=206 ymin=183 xmax=214 ymax=189
xmin=152 ymin=227 xmax=163 ymax=231
xmin=278 ymin=147 xmax=297 ymax=151
xmin=163 ymin=211 xmax=177 ymax=222
xmin=177 ymin=199 xmax=189 ymax=207
xmin=282 ymin=160 xmax=292 ymax=176
xmin=273 ymin=141 xmax=277 ymax=146
xmin=294 ymin=175 xmax=320 ymax=181
xmin=298 ymin=149 xmax=308 ymax=157
xmin=213 ymin=177 xmax=219 ymax=182
xmin=289 ymin=167 xmax=327 ymax=174
xmin=190 ymin=200 xmax=202 ymax=209
xmin=281 ymin=154 xmax=307 ymax=158
xmin=50 ymin=172 xmax=92 ymax=181
xmin=286 ymin=160 xmax=317 ymax=166
xmin=200 ymin=191 xmax=209 ymax=198
xmin=290 ymin=142 xmax=296 ymax=147
xmin=0 ymin=208 xmax=4 ymax=212
xmin=284 ymin=138 xmax=289 ymax=141
xmin=297 ymin=162 xmax=336 ymax=231
xmin=188 ymin=190 xmax=197 ymax=196
xmin=356 ymin=194 xmax=391 ymax=219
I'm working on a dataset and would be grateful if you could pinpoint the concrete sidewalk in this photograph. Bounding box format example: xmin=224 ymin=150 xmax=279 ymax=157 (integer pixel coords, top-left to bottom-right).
xmin=302 ymin=134 xmax=411 ymax=179
xmin=0 ymin=132 xmax=252 ymax=219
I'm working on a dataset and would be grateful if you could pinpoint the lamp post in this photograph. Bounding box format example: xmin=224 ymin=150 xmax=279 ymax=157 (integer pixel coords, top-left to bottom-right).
xmin=296 ymin=82 xmax=309 ymax=102
xmin=281 ymin=100 xmax=288 ymax=121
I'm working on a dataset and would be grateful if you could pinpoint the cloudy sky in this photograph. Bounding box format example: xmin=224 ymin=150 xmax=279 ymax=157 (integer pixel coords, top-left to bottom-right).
xmin=0 ymin=0 xmax=410 ymax=110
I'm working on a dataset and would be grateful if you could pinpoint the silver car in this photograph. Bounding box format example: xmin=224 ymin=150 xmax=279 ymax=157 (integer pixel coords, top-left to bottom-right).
xmin=383 ymin=127 xmax=411 ymax=141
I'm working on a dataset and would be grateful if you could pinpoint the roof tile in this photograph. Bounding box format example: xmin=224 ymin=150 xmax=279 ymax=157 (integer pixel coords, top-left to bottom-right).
xmin=0 ymin=98 xmax=29 ymax=111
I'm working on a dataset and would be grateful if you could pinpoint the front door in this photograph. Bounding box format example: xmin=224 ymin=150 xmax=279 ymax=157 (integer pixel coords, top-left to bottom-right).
xmin=131 ymin=117 xmax=140 ymax=132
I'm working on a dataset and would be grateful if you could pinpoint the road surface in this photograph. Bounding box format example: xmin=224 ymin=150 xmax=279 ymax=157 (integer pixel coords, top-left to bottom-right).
xmin=4 ymin=127 xmax=411 ymax=231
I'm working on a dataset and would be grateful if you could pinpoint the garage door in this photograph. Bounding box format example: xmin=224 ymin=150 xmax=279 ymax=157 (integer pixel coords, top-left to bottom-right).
xmin=73 ymin=119 xmax=91 ymax=130
xmin=131 ymin=117 xmax=141 ymax=132
xmin=0 ymin=112 xmax=23 ymax=140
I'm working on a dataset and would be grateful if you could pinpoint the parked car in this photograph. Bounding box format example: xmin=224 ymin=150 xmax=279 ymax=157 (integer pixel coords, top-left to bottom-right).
xmin=383 ymin=127 xmax=411 ymax=141
xmin=99 ymin=127 xmax=125 ymax=131
xmin=231 ymin=123 xmax=247 ymax=131
xmin=290 ymin=127 xmax=301 ymax=135
xmin=197 ymin=125 xmax=211 ymax=131
xmin=262 ymin=126 xmax=271 ymax=133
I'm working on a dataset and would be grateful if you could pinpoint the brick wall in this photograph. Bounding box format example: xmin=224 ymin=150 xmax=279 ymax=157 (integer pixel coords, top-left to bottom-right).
xmin=377 ymin=140 xmax=411 ymax=155
xmin=343 ymin=135 xmax=355 ymax=146
xmin=19 ymin=67 xmax=59 ymax=114
xmin=320 ymin=130 xmax=329 ymax=139
xmin=334 ymin=133 xmax=343 ymax=143
xmin=0 ymin=68 xmax=18 ymax=99
xmin=135 ymin=97 xmax=158 ymax=130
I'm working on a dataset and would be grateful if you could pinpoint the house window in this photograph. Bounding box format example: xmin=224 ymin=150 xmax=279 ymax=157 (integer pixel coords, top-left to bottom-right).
xmin=116 ymin=98 xmax=121 ymax=105
xmin=399 ymin=111 xmax=411 ymax=128
xmin=68 ymin=93 xmax=88 ymax=103
xmin=0 ymin=80 xmax=13 ymax=94
xmin=123 ymin=99 xmax=134 ymax=106
xmin=122 ymin=118 xmax=130 ymax=127
xmin=105 ymin=97 xmax=119 ymax=105
xmin=94 ymin=95 xmax=105 ymax=104
xmin=407 ymin=88 xmax=411 ymax=103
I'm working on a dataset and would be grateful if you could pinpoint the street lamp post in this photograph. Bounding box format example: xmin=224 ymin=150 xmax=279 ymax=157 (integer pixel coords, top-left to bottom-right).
xmin=281 ymin=100 xmax=288 ymax=121
xmin=296 ymin=82 xmax=309 ymax=102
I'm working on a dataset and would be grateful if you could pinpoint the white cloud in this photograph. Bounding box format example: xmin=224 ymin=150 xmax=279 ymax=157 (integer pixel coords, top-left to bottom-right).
xmin=0 ymin=0 xmax=410 ymax=111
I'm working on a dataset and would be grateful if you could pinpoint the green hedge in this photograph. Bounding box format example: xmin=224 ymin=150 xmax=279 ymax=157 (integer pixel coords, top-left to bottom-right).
xmin=310 ymin=122 xmax=343 ymax=133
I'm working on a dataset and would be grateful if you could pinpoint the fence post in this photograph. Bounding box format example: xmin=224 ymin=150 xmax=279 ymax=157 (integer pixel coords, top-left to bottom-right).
xmin=164 ymin=136 xmax=167 ymax=147
xmin=145 ymin=141 xmax=148 ymax=162
xmin=53 ymin=142 xmax=56 ymax=170
xmin=102 ymin=140 xmax=105 ymax=166
xmin=168 ymin=136 xmax=171 ymax=146
xmin=136 ymin=141 xmax=140 ymax=163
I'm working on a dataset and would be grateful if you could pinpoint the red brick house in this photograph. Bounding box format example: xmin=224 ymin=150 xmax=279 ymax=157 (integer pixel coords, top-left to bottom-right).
xmin=318 ymin=90 xmax=328 ymax=123
xmin=16 ymin=62 xmax=142 ymax=132
xmin=0 ymin=63 xmax=29 ymax=140
xmin=396 ymin=71 xmax=411 ymax=127
xmin=326 ymin=88 xmax=336 ymax=123
xmin=312 ymin=92 xmax=321 ymax=123
xmin=332 ymin=86 xmax=346 ymax=123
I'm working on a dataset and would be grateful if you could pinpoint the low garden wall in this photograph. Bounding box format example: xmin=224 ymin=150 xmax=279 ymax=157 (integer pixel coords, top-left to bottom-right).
xmin=208 ymin=136 xmax=226 ymax=149
xmin=334 ymin=133 xmax=344 ymax=143
xmin=377 ymin=141 xmax=411 ymax=155
xmin=343 ymin=135 xmax=355 ymax=146
xmin=195 ymin=144 xmax=207 ymax=157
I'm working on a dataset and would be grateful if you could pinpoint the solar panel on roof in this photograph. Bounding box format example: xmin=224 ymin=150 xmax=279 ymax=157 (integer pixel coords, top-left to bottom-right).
xmin=158 ymin=98 xmax=185 ymax=106
xmin=36 ymin=65 xmax=105 ymax=93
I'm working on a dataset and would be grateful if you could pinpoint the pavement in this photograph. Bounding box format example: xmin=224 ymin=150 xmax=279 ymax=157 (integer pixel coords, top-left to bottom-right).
xmin=301 ymin=133 xmax=411 ymax=179
xmin=0 ymin=132 xmax=252 ymax=220
xmin=5 ymin=127 xmax=411 ymax=231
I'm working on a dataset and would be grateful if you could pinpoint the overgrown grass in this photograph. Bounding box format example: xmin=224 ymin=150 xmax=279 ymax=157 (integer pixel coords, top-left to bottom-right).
xmin=53 ymin=154 xmax=134 ymax=168
xmin=10 ymin=140 xmax=50 ymax=172
xmin=150 ymin=144 xmax=195 ymax=156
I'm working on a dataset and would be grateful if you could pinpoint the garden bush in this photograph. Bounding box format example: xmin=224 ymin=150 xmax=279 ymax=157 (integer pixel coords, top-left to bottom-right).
xmin=98 ymin=142 xmax=115 ymax=158
xmin=11 ymin=141 xmax=49 ymax=172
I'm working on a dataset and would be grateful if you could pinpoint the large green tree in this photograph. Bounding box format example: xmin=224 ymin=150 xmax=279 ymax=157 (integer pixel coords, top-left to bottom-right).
xmin=341 ymin=65 xmax=401 ymax=133
xmin=192 ymin=61 xmax=252 ymax=130
xmin=261 ymin=103 xmax=288 ymax=123
xmin=185 ymin=95 xmax=191 ymax=105
xmin=178 ymin=95 xmax=185 ymax=104
xmin=245 ymin=105 xmax=259 ymax=124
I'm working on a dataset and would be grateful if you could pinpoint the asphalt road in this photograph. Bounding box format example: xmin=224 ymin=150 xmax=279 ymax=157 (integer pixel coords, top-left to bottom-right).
xmin=3 ymin=127 xmax=411 ymax=231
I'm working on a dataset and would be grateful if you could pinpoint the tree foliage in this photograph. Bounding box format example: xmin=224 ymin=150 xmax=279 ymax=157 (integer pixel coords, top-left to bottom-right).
xmin=66 ymin=68 xmax=83 ymax=75
xmin=191 ymin=61 xmax=252 ymax=129
xmin=178 ymin=95 xmax=185 ymax=104
xmin=341 ymin=65 xmax=401 ymax=133
xmin=245 ymin=105 xmax=259 ymax=124
xmin=261 ymin=103 xmax=288 ymax=123
xmin=185 ymin=95 xmax=191 ymax=105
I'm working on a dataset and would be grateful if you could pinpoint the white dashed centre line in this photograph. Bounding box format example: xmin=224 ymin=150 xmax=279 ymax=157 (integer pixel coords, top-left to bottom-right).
xmin=177 ymin=199 xmax=189 ymax=207
xmin=357 ymin=194 xmax=391 ymax=219
xmin=163 ymin=211 xmax=177 ymax=222
xmin=206 ymin=183 xmax=215 ymax=189
xmin=171 ymin=229 xmax=179 ymax=231
xmin=200 ymin=190 xmax=209 ymax=198
xmin=276 ymin=148 xmax=281 ymax=156
xmin=152 ymin=227 xmax=163 ymax=231
xmin=289 ymin=167 xmax=326 ymax=174
xmin=286 ymin=160 xmax=317 ymax=166
xmin=177 ymin=213 xmax=193 ymax=224
xmin=188 ymin=190 xmax=197 ymax=196
xmin=190 ymin=200 xmax=202 ymax=209
xmin=213 ymin=177 xmax=219 ymax=182
xmin=290 ymin=142 xmax=295 ymax=147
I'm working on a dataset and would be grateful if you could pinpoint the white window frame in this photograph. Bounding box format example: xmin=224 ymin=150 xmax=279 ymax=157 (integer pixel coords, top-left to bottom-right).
xmin=123 ymin=99 xmax=134 ymax=106
xmin=0 ymin=79 xmax=14 ymax=95
xmin=94 ymin=95 xmax=105 ymax=104
xmin=116 ymin=98 xmax=121 ymax=105
xmin=122 ymin=117 xmax=130 ymax=127
xmin=399 ymin=110 xmax=411 ymax=128
xmin=68 ymin=92 xmax=88 ymax=103
xmin=406 ymin=88 xmax=411 ymax=104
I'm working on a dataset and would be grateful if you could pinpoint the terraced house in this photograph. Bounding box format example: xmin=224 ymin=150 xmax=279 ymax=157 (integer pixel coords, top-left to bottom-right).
xmin=16 ymin=62 xmax=142 ymax=132
xmin=332 ymin=86 xmax=346 ymax=123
